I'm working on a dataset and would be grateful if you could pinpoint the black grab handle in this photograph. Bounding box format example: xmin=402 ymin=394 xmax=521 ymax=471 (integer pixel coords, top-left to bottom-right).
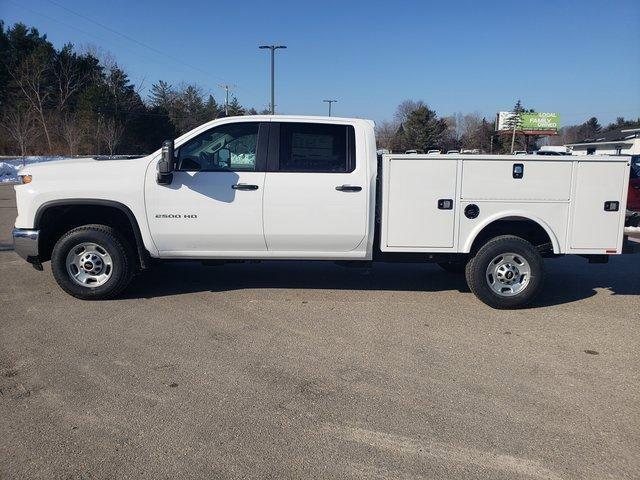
xmin=335 ymin=185 xmax=362 ymax=192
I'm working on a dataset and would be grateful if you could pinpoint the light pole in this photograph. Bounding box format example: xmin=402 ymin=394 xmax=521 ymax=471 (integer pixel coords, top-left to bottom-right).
xmin=323 ymin=99 xmax=337 ymax=116
xmin=259 ymin=45 xmax=286 ymax=114
xmin=218 ymin=84 xmax=235 ymax=116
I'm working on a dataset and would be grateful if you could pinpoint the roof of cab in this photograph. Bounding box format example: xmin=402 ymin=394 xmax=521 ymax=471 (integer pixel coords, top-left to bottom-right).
xmin=214 ymin=114 xmax=375 ymax=127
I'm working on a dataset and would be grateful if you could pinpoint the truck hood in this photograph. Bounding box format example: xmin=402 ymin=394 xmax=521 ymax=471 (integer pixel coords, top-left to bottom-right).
xmin=17 ymin=155 xmax=153 ymax=194
xmin=18 ymin=155 xmax=148 ymax=176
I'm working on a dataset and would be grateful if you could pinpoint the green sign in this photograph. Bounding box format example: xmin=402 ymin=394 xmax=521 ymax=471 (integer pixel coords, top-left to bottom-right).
xmin=519 ymin=113 xmax=560 ymax=132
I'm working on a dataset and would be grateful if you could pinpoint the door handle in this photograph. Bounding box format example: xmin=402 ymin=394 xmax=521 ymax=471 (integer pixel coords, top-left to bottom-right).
xmin=335 ymin=185 xmax=362 ymax=192
xmin=232 ymin=183 xmax=259 ymax=191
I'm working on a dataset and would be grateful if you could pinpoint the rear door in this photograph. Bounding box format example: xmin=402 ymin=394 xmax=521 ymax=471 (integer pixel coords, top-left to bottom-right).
xmin=570 ymin=161 xmax=628 ymax=250
xmin=262 ymin=122 xmax=368 ymax=253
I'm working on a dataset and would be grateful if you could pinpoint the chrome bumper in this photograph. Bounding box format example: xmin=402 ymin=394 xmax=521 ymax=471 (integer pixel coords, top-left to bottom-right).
xmin=12 ymin=228 xmax=40 ymax=262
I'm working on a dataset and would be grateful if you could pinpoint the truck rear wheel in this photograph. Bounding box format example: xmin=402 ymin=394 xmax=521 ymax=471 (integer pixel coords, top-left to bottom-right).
xmin=51 ymin=224 xmax=135 ymax=300
xmin=465 ymin=235 xmax=544 ymax=309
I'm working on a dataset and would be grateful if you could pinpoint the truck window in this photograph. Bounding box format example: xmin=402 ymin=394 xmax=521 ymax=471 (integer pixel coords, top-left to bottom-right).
xmin=631 ymin=156 xmax=639 ymax=178
xmin=278 ymin=123 xmax=355 ymax=173
xmin=176 ymin=122 xmax=260 ymax=171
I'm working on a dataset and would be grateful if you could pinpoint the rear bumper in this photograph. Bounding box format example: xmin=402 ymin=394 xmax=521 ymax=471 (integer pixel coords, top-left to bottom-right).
xmin=12 ymin=228 xmax=40 ymax=263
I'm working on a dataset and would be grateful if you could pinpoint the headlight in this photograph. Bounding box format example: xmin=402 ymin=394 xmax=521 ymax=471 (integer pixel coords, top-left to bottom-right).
xmin=18 ymin=175 xmax=32 ymax=184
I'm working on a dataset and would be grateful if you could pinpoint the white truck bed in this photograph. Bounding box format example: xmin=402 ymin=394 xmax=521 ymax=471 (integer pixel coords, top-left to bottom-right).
xmin=380 ymin=154 xmax=631 ymax=255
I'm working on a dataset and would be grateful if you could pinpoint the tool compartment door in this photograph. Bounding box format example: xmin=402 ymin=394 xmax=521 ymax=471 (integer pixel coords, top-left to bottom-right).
xmin=461 ymin=160 xmax=572 ymax=201
xmin=384 ymin=158 xmax=458 ymax=248
xmin=570 ymin=161 xmax=628 ymax=250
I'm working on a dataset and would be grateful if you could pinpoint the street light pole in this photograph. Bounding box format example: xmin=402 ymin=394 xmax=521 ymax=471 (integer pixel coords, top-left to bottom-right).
xmin=323 ymin=99 xmax=337 ymax=116
xmin=259 ymin=45 xmax=286 ymax=114
xmin=218 ymin=84 xmax=235 ymax=116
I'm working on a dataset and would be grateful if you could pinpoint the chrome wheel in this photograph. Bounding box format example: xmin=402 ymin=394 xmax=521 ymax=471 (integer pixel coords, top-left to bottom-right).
xmin=65 ymin=242 xmax=113 ymax=288
xmin=485 ymin=252 xmax=531 ymax=297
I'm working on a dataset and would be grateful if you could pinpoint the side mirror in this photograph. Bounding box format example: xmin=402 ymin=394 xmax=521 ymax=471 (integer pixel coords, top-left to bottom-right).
xmin=157 ymin=139 xmax=175 ymax=185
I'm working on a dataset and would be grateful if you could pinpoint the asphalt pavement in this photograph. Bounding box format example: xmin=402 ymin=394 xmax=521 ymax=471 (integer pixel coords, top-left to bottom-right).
xmin=0 ymin=184 xmax=638 ymax=479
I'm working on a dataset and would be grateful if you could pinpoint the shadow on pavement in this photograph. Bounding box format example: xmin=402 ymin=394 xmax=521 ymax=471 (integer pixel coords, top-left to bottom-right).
xmin=123 ymin=254 xmax=640 ymax=308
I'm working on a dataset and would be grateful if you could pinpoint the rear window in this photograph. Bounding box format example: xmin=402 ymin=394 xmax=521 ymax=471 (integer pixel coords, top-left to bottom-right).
xmin=278 ymin=123 xmax=355 ymax=173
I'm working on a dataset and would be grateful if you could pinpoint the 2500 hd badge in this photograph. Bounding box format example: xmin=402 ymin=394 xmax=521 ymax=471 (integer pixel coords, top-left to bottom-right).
xmin=155 ymin=214 xmax=198 ymax=219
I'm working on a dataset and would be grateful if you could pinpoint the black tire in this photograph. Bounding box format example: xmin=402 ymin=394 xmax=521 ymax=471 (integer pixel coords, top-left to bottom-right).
xmin=437 ymin=261 xmax=466 ymax=274
xmin=51 ymin=224 xmax=135 ymax=300
xmin=465 ymin=235 xmax=544 ymax=309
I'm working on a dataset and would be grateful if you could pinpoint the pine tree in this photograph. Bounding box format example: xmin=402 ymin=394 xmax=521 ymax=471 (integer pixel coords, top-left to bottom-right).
xmin=148 ymin=80 xmax=175 ymax=111
xmin=402 ymin=105 xmax=447 ymax=151
xmin=227 ymin=96 xmax=245 ymax=116
xmin=513 ymin=99 xmax=525 ymax=114
xmin=502 ymin=99 xmax=525 ymax=153
xmin=204 ymin=95 xmax=220 ymax=120
xmin=577 ymin=117 xmax=602 ymax=140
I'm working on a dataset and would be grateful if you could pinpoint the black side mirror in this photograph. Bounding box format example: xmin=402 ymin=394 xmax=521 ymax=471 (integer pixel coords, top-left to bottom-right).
xmin=157 ymin=139 xmax=175 ymax=185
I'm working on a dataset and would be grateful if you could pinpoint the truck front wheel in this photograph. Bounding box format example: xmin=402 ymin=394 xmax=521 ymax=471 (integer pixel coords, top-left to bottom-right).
xmin=465 ymin=235 xmax=544 ymax=309
xmin=51 ymin=224 xmax=135 ymax=300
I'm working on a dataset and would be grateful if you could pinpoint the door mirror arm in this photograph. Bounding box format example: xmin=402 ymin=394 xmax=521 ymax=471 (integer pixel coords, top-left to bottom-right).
xmin=157 ymin=139 xmax=175 ymax=185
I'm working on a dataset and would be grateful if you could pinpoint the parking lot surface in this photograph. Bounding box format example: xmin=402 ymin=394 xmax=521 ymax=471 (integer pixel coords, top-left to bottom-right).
xmin=1 ymin=184 xmax=639 ymax=479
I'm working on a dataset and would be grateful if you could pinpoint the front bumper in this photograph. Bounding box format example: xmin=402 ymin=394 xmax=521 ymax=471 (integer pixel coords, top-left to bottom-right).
xmin=12 ymin=228 xmax=41 ymax=267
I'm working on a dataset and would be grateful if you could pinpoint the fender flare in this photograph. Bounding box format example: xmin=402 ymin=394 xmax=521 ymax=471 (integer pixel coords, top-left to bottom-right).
xmin=34 ymin=199 xmax=149 ymax=268
xmin=462 ymin=211 xmax=561 ymax=254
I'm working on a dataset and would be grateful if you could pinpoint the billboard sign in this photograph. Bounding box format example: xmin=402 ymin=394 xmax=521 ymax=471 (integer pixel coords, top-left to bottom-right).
xmin=520 ymin=113 xmax=560 ymax=132
xmin=496 ymin=111 xmax=560 ymax=134
xmin=496 ymin=111 xmax=516 ymax=131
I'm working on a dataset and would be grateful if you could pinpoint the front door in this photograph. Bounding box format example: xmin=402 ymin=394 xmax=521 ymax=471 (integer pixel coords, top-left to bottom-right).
xmin=146 ymin=121 xmax=269 ymax=256
xmin=262 ymin=122 xmax=368 ymax=253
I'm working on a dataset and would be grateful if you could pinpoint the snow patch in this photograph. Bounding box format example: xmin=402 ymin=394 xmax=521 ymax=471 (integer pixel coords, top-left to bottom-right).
xmin=0 ymin=156 xmax=69 ymax=183
xmin=0 ymin=162 xmax=20 ymax=183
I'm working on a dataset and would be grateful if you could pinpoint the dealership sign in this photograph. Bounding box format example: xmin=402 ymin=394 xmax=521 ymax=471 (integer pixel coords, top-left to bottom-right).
xmin=520 ymin=113 xmax=560 ymax=132
xmin=496 ymin=111 xmax=560 ymax=134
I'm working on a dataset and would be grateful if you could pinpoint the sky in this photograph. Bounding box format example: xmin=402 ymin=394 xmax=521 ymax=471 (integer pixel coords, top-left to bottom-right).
xmin=2 ymin=0 xmax=640 ymax=126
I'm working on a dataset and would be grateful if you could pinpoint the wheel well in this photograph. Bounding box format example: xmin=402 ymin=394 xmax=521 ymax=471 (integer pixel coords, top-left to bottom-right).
xmin=36 ymin=203 xmax=147 ymax=267
xmin=469 ymin=218 xmax=553 ymax=255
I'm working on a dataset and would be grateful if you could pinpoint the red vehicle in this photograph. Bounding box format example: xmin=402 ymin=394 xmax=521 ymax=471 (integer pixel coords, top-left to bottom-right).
xmin=629 ymin=156 xmax=640 ymax=212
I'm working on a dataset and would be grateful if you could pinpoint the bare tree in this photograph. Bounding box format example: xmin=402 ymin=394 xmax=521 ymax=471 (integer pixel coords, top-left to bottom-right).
xmin=441 ymin=116 xmax=459 ymax=151
xmin=0 ymin=105 xmax=40 ymax=156
xmin=375 ymin=120 xmax=399 ymax=150
xmin=55 ymin=51 xmax=87 ymax=113
xmin=10 ymin=51 xmax=54 ymax=152
xmin=458 ymin=113 xmax=484 ymax=148
xmin=98 ymin=117 xmax=125 ymax=155
xmin=60 ymin=114 xmax=84 ymax=155
xmin=394 ymin=100 xmax=427 ymax=124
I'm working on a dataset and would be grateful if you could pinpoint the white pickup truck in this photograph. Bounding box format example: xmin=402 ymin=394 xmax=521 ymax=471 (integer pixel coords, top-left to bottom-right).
xmin=11 ymin=115 xmax=638 ymax=308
